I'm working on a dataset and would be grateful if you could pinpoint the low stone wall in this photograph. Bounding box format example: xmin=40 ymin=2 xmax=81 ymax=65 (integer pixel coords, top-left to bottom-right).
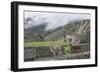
xmin=24 ymin=46 xmax=65 ymax=61
xmin=70 ymin=43 xmax=90 ymax=53
xmin=24 ymin=43 xmax=90 ymax=61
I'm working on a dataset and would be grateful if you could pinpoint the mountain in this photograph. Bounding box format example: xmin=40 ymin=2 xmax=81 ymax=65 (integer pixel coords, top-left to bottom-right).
xmin=24 ymin=19 xmax=90 ymax=43
xmin=44 ymin=19 xmax=90 ymax=43
xmin=24 ymin=24 xmax=47 ymax=42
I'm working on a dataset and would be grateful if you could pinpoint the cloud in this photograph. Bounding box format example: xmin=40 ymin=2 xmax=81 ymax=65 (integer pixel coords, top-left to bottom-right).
xmin=24 ymin=12 xmax=90 ymax=30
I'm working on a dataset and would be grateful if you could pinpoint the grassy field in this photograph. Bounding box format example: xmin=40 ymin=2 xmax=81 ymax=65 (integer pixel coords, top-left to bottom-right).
xmin=25 ymin=39 xmax=68 ymax=47
xmin=24 ymin=39 xmax=71 ymax=54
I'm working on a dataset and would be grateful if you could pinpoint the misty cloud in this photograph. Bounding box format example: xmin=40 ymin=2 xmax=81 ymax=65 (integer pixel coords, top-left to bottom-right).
xmin=24 ymin=11 xmax=90 ymax=30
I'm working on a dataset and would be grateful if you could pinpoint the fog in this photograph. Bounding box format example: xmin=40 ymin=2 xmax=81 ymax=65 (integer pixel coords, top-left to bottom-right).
xmin=24 ymin=11 xmax=90 ymax=30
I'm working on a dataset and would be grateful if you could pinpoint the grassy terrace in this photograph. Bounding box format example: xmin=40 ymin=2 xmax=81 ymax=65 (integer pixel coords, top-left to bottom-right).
xmin=24 ymin=39 xmax=69 ymax=47
xmin=24 ymin=39 xmax=71 ymax=54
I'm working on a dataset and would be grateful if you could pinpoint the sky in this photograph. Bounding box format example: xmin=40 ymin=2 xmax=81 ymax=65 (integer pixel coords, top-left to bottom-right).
xmin=24 ymin=11 xmax=90 ymax=30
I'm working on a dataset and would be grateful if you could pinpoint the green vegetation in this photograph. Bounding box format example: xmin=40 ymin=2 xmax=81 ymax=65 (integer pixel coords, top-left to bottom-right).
xmin=25 ymin=38 xmax=70 ymax=54
xmin=25 ymin=39 xmax=65 ymax=47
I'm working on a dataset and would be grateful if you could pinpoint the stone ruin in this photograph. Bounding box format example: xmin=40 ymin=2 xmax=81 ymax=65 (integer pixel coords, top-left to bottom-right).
xmin=24 ymin=43 xmax=90 ymax=61
xmin=24 ymin=46 xmax=65 ymax=61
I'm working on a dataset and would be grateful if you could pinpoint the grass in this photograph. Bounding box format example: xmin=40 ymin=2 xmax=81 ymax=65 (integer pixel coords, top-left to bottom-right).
xmin=25 ymin=39 xmax=65 ymax=47
xmin=24 ymin=38 xmax=71 ymax=54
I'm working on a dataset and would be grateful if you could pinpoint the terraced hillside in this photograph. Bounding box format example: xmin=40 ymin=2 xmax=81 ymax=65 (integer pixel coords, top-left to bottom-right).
xmin=24 ymin=19 xmax=90 ymax=43
xmin=24 ymin=19 xmax=90 ymax=61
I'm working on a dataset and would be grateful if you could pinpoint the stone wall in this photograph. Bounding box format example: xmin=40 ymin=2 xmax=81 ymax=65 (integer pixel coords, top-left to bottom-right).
xmin=24 ymin=46 xmax=65 ymax=61
xmin=70 ymin=43 xmax=90 ymax=53
xmin=24 ymin=43 xmax=90 ymax=61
